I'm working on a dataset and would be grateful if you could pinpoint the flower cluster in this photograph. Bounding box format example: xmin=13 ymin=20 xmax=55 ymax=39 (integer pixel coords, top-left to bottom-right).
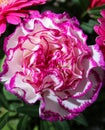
xmin=0 ymin=0 xmax=105 ymax=122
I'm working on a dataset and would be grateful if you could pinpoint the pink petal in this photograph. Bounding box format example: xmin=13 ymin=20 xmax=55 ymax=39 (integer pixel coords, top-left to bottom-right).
xmin=6 ymin=15 xmax=21 ymax=25
xmin=7 ymin=12 xmax=28 ymax=18
xmin=0 ymin=22 xmax=6 ymax=34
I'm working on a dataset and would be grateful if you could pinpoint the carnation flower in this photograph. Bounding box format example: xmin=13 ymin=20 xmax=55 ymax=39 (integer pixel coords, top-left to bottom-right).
xmin=0 ymin=0 xmax=46 ymax=35
xmin=0 ymin=10 xmax=104 ymax=121
xmin=94 ymin=9 xmax=105 ymax=61
xmin=89 ymin=0 xmax=105 ymax=9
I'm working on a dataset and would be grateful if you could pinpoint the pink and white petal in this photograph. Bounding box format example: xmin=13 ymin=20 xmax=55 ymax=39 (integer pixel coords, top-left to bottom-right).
xmin=66 ymin=78 xmax=92 ymax=98
xmin=87 ymin=68 xmax=103 ymax=98
xmin=67 ymin=65 xmax=104 ymax=98
xmin=89 ymin=44 xmax=105 ymax=69
xmin=9 ymin=72 xmax=41 ymax=104
xmin=6 ymin=15 xmax=21 ymax=25
xmin=60 ymin=69 xmax=102 ymax=113
xmin=4 ymin=24 xmax=28 ymax=52
xmin=21 ymin=38 xmax=39 ymax=51
xmin=39 ymin=90 xmax=70 ymax=121
xmin=0 ymin=48 xmax=22 ymax=83
xmin=24 ymin=16 xmax=59 ymax=34
xmin=42 ymin=74 xmax=63 ymax=90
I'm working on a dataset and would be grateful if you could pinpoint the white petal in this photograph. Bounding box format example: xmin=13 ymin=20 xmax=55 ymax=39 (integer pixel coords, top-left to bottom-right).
xmin=39 ymin=90 xmax=69 ymax=120
xmin=1 ymin=48 xmax=22 ymax=83
xmin=4 ymin=24 xmax=28 ymax=52
xmin=11 ymin=73 xmax=41 ymax=103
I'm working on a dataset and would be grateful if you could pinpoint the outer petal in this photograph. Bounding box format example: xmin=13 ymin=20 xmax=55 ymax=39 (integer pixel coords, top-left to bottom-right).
xmin=8 ymin=72 xmax=41 ymax=103
xmin=6 ymin=15 xmax=21 ymax=25
xmin=0 ymin=48 xmax=22 ymax=83
xmin=89 ymin=44 xmax=105 ymax=69
xmin=39 ymin=90 xmax=73 ymax=121
xmin=4 ymin=23 xmax=28 ymax=52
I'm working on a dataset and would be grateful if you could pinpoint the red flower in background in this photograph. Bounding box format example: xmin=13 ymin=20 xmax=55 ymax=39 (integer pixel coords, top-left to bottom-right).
xmin=89 ymin=0 xmax=105 ymax=9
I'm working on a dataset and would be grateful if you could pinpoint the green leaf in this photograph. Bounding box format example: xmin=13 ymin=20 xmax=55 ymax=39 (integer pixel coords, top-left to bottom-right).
xmin=0 ymin=112 xmax=9 ymax=130
xmin=88 ymin=5 xmax=105 ymax=17
xmin=74 ymin=114 xmax=88 ymax=127
xmin=3 ymin=88 xmax=18 ymax=101
xmin=71 ymin=0 xmax=80 ymax=5
xmin=53 ymin=121 xmax=70 ymax=130
xmin=33 ymin=126 xmax=39 ymax=130
xmin=2 ymin=119 xmax=19 ymax=130
xmin=40 ymin=121 xmax=50 ymax=130
xmin=40 ymin=120 xmax=70 ymax=130
xmin=17 ymin=105 xmax=39 ymax=117
xmin=0 ymin=56 xmax=5 ymax=72
xmin=0 ymin=92 xmax=9 ymax=109
xmin=17 ymin=115 xmax=29 ymax=130
xmin=81 ymin=19 xmax=98 ymax=33
xmin=9 ymin=103 xmax=21 ymax=112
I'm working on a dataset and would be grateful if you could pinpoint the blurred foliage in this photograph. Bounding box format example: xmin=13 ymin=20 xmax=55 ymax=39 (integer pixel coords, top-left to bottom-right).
xmin=0 ymin=0 xmax=105 ymax=130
